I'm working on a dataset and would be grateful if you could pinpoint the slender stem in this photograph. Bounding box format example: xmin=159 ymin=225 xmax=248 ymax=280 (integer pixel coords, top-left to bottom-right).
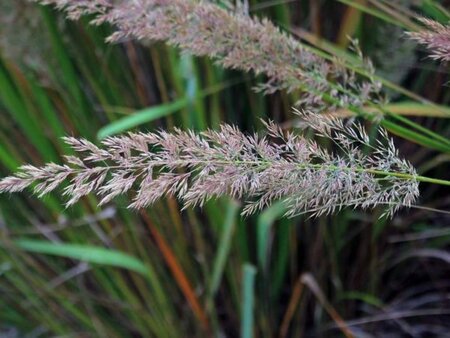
xmin=368 ymin=170 xmax=450 ymax=186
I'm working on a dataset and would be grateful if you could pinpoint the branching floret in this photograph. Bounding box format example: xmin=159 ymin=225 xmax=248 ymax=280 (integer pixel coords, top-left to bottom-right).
xmin=0 ymin=111 xmax=419 ymax=218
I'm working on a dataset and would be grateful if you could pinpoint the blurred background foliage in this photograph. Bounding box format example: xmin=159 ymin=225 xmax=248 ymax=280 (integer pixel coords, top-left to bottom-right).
xmin=1 ymin=0 xmax=450 ymax=337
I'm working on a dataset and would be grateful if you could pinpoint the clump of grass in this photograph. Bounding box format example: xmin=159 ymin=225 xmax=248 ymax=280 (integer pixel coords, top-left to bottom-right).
xmin=2 ymin=1 xmax=450 ymax=337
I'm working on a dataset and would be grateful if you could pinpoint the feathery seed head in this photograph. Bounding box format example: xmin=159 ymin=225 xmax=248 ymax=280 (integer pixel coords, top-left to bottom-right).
xmin=31 ymin=0 xmax=384 ymax=111
xmin=408 ymin=17 xmax=450 ymax=63
xmin=0 ymin=111 xmax=419 ymax=218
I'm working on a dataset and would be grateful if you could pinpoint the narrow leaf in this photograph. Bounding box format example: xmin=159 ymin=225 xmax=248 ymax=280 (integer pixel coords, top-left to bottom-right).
xmin=14 ymin=239 xmax=150 ymax=277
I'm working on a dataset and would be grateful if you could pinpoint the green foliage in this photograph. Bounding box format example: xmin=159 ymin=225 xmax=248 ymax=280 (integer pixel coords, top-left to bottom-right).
xmin=0 ymin=0 xmax=450 ymax=337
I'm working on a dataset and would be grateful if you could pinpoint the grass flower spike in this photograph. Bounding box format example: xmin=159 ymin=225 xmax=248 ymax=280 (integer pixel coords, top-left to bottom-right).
xmin=408 ymin=17 xmax=450 ymax=63
xmin=0 ymin=112 xmax=419 ymax=217
xmin=33 ymin=0 xmax=383 ymax=110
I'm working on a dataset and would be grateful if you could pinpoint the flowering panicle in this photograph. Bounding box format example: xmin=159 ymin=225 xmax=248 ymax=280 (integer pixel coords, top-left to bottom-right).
xmin=32 ymin=0 xmax=383 ymax=110
xmin=407 ymin=17 xmax=450 ymax=63
xmin=0 ymin=112 xmax=419 ymax=217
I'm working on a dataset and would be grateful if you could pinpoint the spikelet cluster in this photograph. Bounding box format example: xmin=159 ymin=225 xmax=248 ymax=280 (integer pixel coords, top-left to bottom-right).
xmin=0 ymin=112 xmax=419 ymax=217
xmin=32 ymin=0 xmax=384 ymax=110
xmin=408 ymin=17 xmax=450 ymax=63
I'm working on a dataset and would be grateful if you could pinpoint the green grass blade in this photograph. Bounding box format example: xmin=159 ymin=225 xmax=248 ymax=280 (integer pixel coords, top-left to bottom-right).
xmin=335 ymin=102 xmax=450 ymax=118
xmin=14 ymin=239 xmax=150 ymax=278
xmin=380 ymin=119 xmax=450 ymax=153
xmin=337 ymin=0 xmax=416 ymax=30
xmin=0 ymin=143 xmax=19 ymax=170
xmin=271 ymin=220 xmax=291 ymax=300
xmin=40 ymin=8 xmax=86 ymax=109
xmin=421 ymin=0 xmax=450 ymax=22
xmin=97 ymin=79 xmax=242 ymax=139
xmin=257 ymin=201 xmax=287 ymax=271
xmin=241 ymin=264 xmax=257 ymax=338
xmin=179 ymin=54 xmax=207 ymax=130
xmin=97 ymin=98 xmax=189 ymax=139
xmin=14 ymin=238 xmax=171 ymax=315
xmin=27 ymin=75 xmax=69 ymax=150
xmin=385 ymin=112 xmax=450 ymax=147
xmin=209 ymin=201 xmax=240 ymax=297
xmin=0 ymin=60 xmax=58 ymax=162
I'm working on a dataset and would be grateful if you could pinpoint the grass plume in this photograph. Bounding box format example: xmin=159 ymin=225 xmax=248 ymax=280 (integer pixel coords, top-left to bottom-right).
xmin=0 ymin=111 xmax=419 ymax=217
xmin=32 ymin=0 xmax=383 ymax=110
xmin=408 ymin=17 xmax=450 ymax=63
